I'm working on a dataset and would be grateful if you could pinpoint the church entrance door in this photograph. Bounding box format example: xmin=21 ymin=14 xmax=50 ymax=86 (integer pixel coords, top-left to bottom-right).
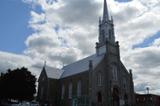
xmin=112 ymin=88 xmax=120 ymax=106
xmin=97 ymin=92 xmax=102 ymax=103
xmin=124 ymin=94 xmax=128 ymax=106
xmin=96 ymin=91 xmax=103 ymax=106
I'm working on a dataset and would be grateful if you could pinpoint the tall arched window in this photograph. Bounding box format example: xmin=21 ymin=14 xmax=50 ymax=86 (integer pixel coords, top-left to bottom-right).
xmin=109 ymin=29 xmax=112 ymax=40
xmin=40 ymin=87 xmax=44 ymax=99
xmin=101 ymin=30 xmax=105 ymax=42
xmin=97 ymin=73 xmax=103 ymax=86
xmin=123 ymin=77 xmax=127 ymax=89
xmin=112 ymin=65 xmax=118 ymax=80
xmin=61 ymin=85 xmax=65 ymax=99
xmin=77 ymin=81 xmax=81 ymax=97
xmin=68 ymin=83 xmax=72 ymax=99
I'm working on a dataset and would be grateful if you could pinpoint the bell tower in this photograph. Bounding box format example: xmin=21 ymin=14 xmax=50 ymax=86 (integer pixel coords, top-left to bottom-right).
xmin=89 ymin=0 xmax=135 ymax=106
xmin=96 ymin=0 xmax=115 ymax=56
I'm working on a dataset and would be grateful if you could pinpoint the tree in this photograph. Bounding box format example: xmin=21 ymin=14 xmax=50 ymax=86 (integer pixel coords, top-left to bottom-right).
xmin=0 ymin=67 xmax=36 ymax=102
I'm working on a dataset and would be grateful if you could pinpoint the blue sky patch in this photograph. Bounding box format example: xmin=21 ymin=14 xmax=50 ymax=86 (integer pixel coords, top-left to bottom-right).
xmin=133 ymin=31 xmax=160 ymax=48
xmin=0 ymin=0 xmax=33 ymax=54
xmin=115 ymin=0 xmax=132 ymax=3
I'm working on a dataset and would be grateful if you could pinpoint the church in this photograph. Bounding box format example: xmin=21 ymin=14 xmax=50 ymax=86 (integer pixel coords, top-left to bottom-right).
xmin=37 ymin=0 xmax=135 ymax=106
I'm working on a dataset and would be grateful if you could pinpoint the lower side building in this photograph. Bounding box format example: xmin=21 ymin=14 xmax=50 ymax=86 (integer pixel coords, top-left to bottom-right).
xmin=135 ymin=94 xmax=160 ymax=106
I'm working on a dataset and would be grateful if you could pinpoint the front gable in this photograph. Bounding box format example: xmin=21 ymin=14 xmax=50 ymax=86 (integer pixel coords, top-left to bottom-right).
xmin=38 ymin=68 xmax=48 ymax=82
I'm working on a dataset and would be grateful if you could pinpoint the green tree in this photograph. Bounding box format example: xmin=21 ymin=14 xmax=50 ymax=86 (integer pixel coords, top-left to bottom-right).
xmin=0 ymin=67 xmax=36 ymax=102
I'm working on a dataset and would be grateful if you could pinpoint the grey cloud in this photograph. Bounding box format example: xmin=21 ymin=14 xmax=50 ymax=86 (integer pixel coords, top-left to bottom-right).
xmin=123 ymin=47 xmax=160 ymax=94
xmin=0 ymin=51 xmax=33 ymax=73
xmin=135 ymin=82 xmax=149 ymax=93
xmin=70 ymin=29 xmax=97 ymax=55
xmin=48 ymin=48 xmax=79 ymax=65
xmin=114 ymin=6 xmax=139 ymax=24
xmin=130 ymin=48 xmax=160 ymax=69
xmin=57 ymin=0 xmax=100 ymax=26
xmin=26 ymin=35 xmax=58 ymax=48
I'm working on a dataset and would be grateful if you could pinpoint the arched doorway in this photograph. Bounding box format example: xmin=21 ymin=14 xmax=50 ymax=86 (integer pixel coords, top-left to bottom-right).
xmin=124 ymin=94 xmax=128 ymax=106
xmin=97 ymin=91 xmax=102 ymax=103
xmin=112 ymin=87 xmax=120 ymax=106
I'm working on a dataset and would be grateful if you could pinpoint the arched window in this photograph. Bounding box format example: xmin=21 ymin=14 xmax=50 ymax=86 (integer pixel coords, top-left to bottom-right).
xmin=68 ymin=83 xmax=72 ymax=99
xmin=112 ymin=65 xmax=118 ymax=80
xmin=124 ymin=94 xmax=128 ymax=105
xmin=101 ymin=30 xmax=105 ymax=42
xmin=40 ymin=87 xmax=44 ymax=99
xmin=61 ymin=85 xmax=65 ymax=99
xmin=123 ymin=77 xmax=127 ymax=89
xmin=109 ymin=29 xmax=112 ymax=39
xmin=77 ymin=81 xmax=81 ymax=97
xmin=97 ymin=73 xmax=103 ymax=86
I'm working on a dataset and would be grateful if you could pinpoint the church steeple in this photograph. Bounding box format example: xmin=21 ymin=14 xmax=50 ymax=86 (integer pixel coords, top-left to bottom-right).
xmin=96 ymin=0 xmax=115 ymax=55
xmin=98 ymin=0 xmax=115 ymax=44
xmin=103 ymin=0 xmax=109 ymax=22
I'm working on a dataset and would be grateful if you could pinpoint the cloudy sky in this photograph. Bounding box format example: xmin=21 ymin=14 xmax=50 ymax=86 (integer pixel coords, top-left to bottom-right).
xmin=0 ymin=0 xmax=160 ymax=94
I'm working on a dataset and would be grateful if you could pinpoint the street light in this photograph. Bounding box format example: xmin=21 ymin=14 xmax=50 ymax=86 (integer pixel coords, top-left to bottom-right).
xmin=146 ymin=87 xmax=149 ymax=94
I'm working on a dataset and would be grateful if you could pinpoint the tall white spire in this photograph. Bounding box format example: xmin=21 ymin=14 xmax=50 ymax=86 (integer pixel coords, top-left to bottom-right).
xmin=103 ymin=0 xmax=109 ymax=21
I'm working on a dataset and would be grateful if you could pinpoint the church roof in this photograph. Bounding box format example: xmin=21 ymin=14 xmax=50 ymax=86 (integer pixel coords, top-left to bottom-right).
xmin=44 ymin=66 xmax=64 ymax=79
xmin=40 ymin=54 xmax=104 ymax=79
xmin=61 ymin=54 xmax=104 ymax=78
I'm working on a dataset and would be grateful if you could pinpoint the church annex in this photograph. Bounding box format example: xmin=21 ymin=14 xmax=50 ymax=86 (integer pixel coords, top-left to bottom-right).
xmin=37 ymin=0 xmax=135 ymax=106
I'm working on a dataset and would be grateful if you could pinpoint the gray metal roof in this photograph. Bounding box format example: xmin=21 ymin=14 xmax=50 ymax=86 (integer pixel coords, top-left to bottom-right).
xmin=43 ymin=54 xmax=104 ymax=79
xmin=45 ymin=66 xmax=64 ymax=79
xmin=61 ymin=54 xmax=104 ymax=78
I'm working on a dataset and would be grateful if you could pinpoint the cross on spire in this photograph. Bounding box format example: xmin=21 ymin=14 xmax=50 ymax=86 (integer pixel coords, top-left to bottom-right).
xmin=43 ymin=60 xmax=46 ymax=69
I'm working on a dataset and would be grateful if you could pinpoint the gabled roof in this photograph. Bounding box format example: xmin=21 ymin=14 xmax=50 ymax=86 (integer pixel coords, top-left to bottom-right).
xmin=61 ymin=54 xmax=105 ymax=78
xmin=39 ymin=54 xmax=104 ymax=80
xmin=44 ymin=66 xmax=64 ymax=79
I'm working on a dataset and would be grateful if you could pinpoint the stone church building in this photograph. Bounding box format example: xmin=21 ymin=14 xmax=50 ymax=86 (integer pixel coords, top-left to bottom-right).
xmin=37 ymin=0 xmax=135 ymax=106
